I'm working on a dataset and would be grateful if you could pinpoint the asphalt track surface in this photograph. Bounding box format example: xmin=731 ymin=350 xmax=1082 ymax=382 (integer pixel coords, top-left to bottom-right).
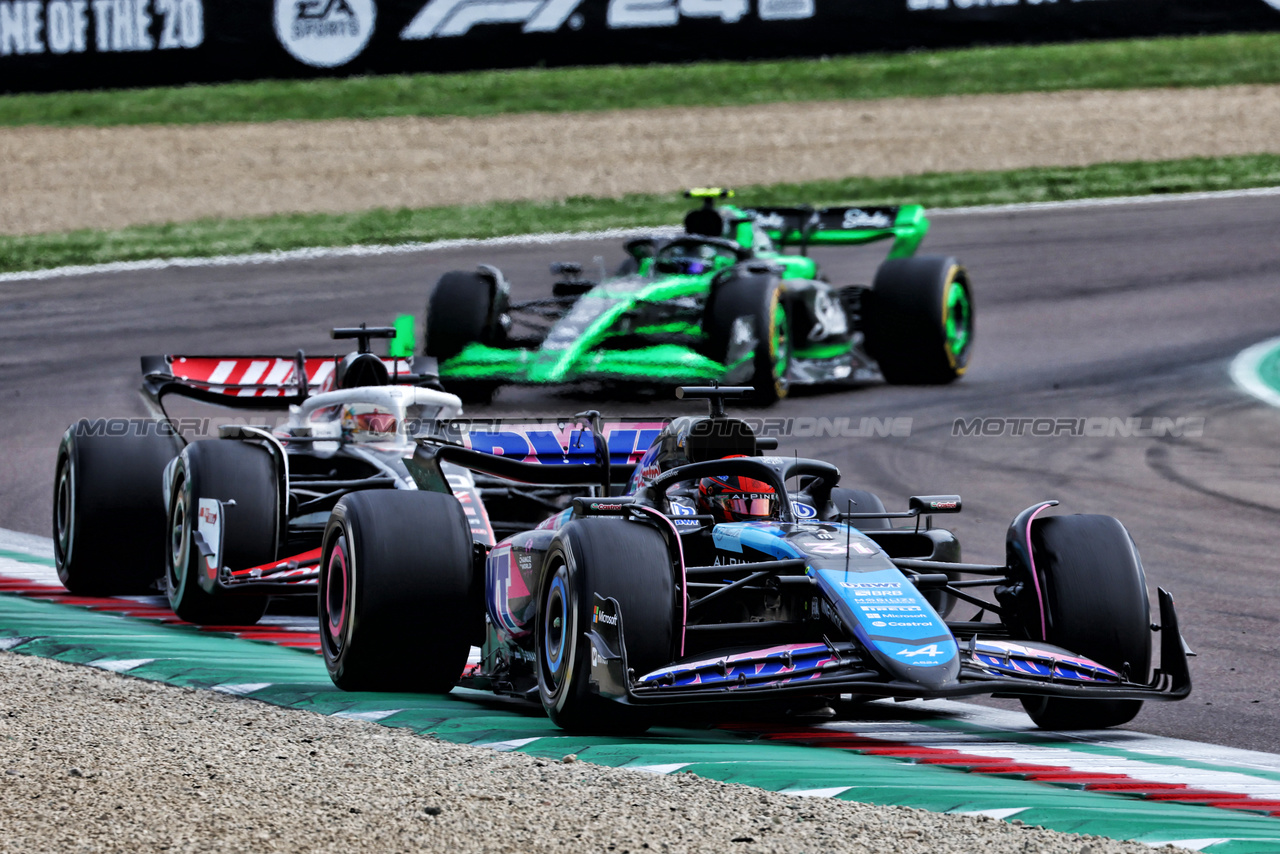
xmin=1 ymin=194 xmax=1279 ymax=753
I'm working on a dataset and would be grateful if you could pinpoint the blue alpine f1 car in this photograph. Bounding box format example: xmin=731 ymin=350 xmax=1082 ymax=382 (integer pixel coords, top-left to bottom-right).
xmin=318 ymin=387 xmax=1190 ymax=733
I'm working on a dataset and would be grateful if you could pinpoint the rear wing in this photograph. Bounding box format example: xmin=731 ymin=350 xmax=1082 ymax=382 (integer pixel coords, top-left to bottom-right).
xmin=745 ymin=204 xmax=929 ymax=258
xmin=141 ymin=354 xmax=418 ymax=410
xmin=411 ymin=418 xmax=671 ymax=490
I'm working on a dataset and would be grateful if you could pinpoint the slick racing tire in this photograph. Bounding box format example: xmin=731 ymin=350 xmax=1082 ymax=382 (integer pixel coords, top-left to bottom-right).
xmin=426 ymin=270 xmax=506 ymax=405
xmin=320 ymin=491 xmax=476 ymax=693
xmin=864 ymin=256 xmax=973 ymax=385
xmin=53 ymin=419 xmax=181 ymax=595
xmin=1020 ymin=514 xmax=1152 ymax=730
xmin=829 ymin=487 xmax=889 ymax=531
xmin=705 ymin=274 xmax=791 ymax=405
xmin=537 ymin=519 xmax=676 ymax=734
xmin=165 ymin=440 xmax=275 ymax=626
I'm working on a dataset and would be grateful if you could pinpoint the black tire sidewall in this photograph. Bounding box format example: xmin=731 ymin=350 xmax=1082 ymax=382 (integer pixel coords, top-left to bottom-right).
xmin=705 ymin=273 xmax=790 ymax=404
xmin=866 ymin=256 xmax=972 ymax=385
xmin=320 ymin=490 xmax=475 ymax=692
xmin=829 ymin=487 xmax=889 ymax=530
xmin=54 ymin=419 xmax=179 ymax=595
xmin=426 ymin=270 xmax=501 ymax=360
xmin=164 ymin=440 xmax=276 ymax=625
xmin=1020 ymin=514 xmax=1152 ymax=729
xmin=536 ymin=519 xmax=676 ymax=731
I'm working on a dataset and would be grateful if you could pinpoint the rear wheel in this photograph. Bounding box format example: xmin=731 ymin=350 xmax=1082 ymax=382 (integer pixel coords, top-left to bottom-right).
xmin=536 ymin=519 xmax=676 ymax=733
xmin=165 ymin=440 xmax=275 ymax=626
xmin=864 ymin=256 xmax=973 ymax=385
xmin=320 ymin=491 xmax=476 ymax=693
xmin=705 ymin=274 xmax=790 ymax=405
xmin=1019 ymin=514 xmax=1151 ymax=730
xmin=426 ymin=270 xmax=506 ymax=405
xmin=53 ymin=419 xmax=180 ymax=595
xmin=828 ymin=487 xmax=889 ymax=531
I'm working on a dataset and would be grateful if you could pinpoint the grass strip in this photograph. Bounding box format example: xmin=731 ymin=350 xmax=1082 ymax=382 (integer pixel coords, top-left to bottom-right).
xmin=3 ymin=154 xmax=1279 ymax=274
xmin=3 ymin=32 xmax=1280 ymax=127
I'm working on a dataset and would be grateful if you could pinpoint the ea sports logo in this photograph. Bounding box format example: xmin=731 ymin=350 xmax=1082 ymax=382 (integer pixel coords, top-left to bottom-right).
xmin=275 ymin=0 xmax=377 ymax=68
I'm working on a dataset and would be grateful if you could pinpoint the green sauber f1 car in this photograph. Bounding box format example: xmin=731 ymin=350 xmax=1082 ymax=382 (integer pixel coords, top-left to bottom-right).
xmin=424 ymin=189 xmax=974 ymax=404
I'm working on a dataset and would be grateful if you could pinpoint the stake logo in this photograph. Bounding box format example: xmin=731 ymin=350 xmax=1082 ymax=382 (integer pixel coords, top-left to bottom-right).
xmin=275 ymin=0 xmax=376 ymax=68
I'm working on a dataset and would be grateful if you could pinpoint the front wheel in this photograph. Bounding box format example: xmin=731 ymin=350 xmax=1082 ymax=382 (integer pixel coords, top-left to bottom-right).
xmin=165 ymin=440 xmax=276 ymax=626
xmin=536 ymin=519 xmax=676 ymax=733
xmin=320 ymin=490 xmax=476 ymax=693
xmin=864 ymin=256 xmax=973 ymax=385
xmin=1019 ymin=514 xmax=1151 ymax=730
xmin=705 ymin=274 xmax=790 ymax=405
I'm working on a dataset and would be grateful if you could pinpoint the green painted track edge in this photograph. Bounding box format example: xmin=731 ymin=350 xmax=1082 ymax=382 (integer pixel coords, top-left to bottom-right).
xmin=1 ymin=590 xmax=1279 ymax=851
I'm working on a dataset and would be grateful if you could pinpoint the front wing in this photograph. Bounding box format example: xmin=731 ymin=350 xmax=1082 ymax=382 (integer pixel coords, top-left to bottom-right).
xmin=585 ymin=588 xmax=1191 ymax=706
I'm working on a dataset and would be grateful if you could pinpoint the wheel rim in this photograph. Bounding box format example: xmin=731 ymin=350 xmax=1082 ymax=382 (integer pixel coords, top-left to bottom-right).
xmin=54 ymin=456 xmax=73 ymax=564
xmin=168 ymin=481 xmax=189 ymax=593
xmin=543 ymin=567 xmax=570 ymax=683
xmin=325 ymin=536 xmax=350 ymax=651
xmin=944 ymin=281 xmax=972 ymax=363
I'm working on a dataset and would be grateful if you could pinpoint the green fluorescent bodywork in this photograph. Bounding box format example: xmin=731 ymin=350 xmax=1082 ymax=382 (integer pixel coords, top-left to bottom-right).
xmin=439 ymin=199 xmax=931 ymax=387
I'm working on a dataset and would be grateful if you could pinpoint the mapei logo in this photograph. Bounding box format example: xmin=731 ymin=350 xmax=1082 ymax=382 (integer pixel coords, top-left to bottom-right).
xmin=593 ymin=606 xmax=618 ymax=626
xmin=275 ymin=0 xmax=376 ymax=68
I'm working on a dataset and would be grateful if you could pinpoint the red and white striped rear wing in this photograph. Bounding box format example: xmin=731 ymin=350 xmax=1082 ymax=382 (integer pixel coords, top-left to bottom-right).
xmin=141 ymin=354 xmax=419 ymax=409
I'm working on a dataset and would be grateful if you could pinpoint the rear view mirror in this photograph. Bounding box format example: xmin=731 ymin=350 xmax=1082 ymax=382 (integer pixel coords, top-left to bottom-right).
xmin=909 ymin=495 xmax=962 ymax=514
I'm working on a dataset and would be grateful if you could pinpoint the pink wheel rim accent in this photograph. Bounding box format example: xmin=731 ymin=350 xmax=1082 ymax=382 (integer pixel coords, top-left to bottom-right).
xmin=326 ymin=543 xmax=349 ymax=643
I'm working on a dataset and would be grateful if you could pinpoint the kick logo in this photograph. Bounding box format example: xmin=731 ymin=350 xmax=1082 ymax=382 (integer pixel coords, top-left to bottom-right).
xmin=275 ymin=0 xmax=376 ymax=68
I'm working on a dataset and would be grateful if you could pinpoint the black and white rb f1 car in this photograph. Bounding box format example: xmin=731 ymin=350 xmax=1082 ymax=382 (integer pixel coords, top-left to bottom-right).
xmin=320 ymin=387 xmax=1191 ymax=732
xmin=52 ymin=325 xmax=496 ymax=626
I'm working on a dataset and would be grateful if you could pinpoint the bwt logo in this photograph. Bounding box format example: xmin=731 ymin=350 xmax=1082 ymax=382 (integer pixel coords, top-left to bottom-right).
xmin=465 ymin=428 xmax=662 ymax=465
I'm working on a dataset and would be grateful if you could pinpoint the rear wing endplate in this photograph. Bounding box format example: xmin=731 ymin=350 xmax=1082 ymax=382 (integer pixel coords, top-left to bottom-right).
xmin=141 ymin=354 xmax=418 ymax=410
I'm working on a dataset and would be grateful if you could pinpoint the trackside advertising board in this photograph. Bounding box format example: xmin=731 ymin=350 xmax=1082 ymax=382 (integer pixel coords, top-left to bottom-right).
xmin=2 ymin=0 xmax=1279 ymax=93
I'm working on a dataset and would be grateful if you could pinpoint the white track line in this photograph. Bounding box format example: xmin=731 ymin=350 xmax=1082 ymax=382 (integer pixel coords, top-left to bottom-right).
xmin=4 ymin=186 xmax=1279 ymax=285
xmin=934 ymin=185 xmax=1280 ymax=217
xmin=0 ymin=226 xmax=683 ymax=284
xmin=1230 ymin=336 xmax=1280 ymax=410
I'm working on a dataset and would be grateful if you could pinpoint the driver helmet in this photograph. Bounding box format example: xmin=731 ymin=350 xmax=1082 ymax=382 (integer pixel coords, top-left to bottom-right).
xmin=656 ymin=242 xmax=735 ymax=276
xmin=340 ymin=402 xmax=399 ymax=443
xmin=697 ymin=469 xmax=778 ymax=524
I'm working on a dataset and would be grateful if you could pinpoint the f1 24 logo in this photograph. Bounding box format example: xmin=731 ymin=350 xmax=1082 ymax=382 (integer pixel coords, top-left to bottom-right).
xmin=402 ymin=0 xmax=768 ymax=39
